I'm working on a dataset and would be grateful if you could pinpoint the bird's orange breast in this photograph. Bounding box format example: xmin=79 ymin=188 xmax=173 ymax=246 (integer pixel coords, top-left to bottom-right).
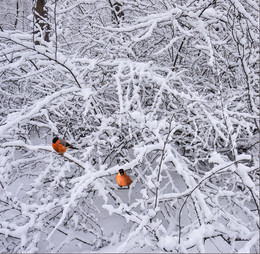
xmin=116 ymin=173 xmax=133 ymax=187
xmin=52 ymin=141 xmax=67 ymax=154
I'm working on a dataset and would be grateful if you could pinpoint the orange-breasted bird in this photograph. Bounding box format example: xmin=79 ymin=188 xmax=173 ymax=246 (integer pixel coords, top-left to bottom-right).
xmin=52 ymin=137 xmax=78 ymax=155
xmin=116 ymin=169 xmax=133 ymax=188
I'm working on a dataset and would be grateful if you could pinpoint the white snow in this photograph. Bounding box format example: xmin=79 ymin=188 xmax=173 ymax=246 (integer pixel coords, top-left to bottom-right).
xmin=0 ymin=0 xmax=259 ymax=253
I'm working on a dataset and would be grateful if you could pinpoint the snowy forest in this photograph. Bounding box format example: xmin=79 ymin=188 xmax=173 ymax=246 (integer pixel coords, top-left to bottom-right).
xmin=0 ymin=0 xmax=259 ymax=253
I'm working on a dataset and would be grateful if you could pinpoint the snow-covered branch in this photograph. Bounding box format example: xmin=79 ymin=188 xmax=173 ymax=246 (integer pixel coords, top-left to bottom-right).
xmin=0 ymin=0 xmax=259 ymax=253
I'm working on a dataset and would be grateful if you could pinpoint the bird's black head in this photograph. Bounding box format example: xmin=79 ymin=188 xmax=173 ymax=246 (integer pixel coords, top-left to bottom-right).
xmin=119 ymin=169 xmax=125 ymax=176
xmin=52 ymin=137 xmax=59 ymax=143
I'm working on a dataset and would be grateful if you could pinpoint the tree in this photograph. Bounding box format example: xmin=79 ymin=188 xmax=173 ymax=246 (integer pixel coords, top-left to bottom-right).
xmin=0 ymin=0 xmax=259 ymax=252
xmin=0 ymin=0 xmax=32 ymax=31
xmin=33 ymin=0 xmax=50 ymax=44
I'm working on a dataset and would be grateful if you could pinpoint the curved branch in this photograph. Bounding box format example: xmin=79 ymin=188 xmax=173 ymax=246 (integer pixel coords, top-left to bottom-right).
xmin=1 ymin=141 xmax=86 ymax=170
xmin=178 ymin=159 xmax=252 ymax=244
xmin=0 ymin=32 xmax=84 ymax=89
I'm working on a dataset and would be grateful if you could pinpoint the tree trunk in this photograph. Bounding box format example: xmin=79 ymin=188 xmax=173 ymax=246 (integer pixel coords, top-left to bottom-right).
xmin=33 ymin=0 xmax=50 ymax=45
xmin=14 ymin=0 xmax=19 ymax=29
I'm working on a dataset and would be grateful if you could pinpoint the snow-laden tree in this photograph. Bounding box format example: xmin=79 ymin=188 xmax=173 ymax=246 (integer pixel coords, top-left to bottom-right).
xmin=0 ymin=0 xmax=259 ymax=252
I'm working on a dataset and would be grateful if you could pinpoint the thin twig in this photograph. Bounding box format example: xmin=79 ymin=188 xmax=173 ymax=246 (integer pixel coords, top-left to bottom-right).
xmin=154 ymin=115 xmax=175 ymax=210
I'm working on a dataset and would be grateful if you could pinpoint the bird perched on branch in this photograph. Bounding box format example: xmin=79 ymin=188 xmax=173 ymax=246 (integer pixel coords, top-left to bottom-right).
xmin=116 ymin=169 xmax=133 ymax=188
xmin=52 ymin=137 xmax=78 ymax=155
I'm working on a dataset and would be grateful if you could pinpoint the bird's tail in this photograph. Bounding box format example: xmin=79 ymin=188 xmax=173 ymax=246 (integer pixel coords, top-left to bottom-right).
xmin=65 ymin=143 xmax=79 ymax=150
xmin=68 ymin=145 xmax=79 ymax=150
